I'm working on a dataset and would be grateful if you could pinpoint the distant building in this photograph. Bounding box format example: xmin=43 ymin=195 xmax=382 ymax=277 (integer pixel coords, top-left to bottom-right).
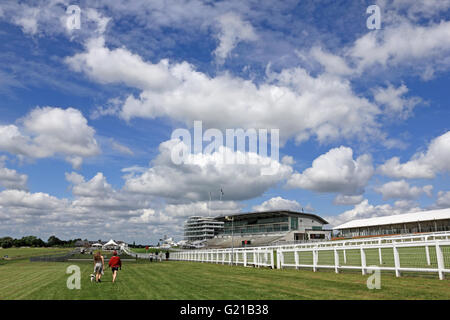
xmin=184 ymin=216 xmax=224 ymax=242
xmin=74 ymin=240 xmax=90 ymax=247
xmin=334 ymin=208 xmax=450 ymax=238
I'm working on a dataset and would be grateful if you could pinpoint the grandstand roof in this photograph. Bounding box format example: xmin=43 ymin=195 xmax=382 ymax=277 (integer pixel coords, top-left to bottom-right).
xmin=334 ymin=208 xmax=450 ymax=230
xmin=215 ymin=210 xmax=329 ymax=225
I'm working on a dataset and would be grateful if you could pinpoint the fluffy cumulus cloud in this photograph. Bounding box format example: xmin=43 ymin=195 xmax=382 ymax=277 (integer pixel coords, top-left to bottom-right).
xmin=374 ymin=180 xmax=433 ymax=200
xmin=213 ymin=12 xmax=258 ymax=64
xmin=252 ymin=196 xmax=303 ymax=212
xmin=0 ymin=159 xmax=28 ymax=190
xmin=123 ymin=139 xmax=292 ymax=202
xmin=0 ymin=167 xmax=247 ymax=241
xmin=0 ymin=107 xmax=100 ymax=168
xmin=378 ymin=131 xmax=450 ymax=179
xmin=0 ymin=189 xmax=69 ymax=219
xmin=327 ymin=199 xmax=422 ymax=228
xmin=66 ymin=37 xmax=381 ymax=144
xmin=436 ymin=191 xmax=450 ymax=209
xmin=372 ymin=84 xmax=422 ymax=119
xmin=348 ymin=20 xmax=450 ymax=75
xmin=286 ymin=146 xmax=374 ymax=195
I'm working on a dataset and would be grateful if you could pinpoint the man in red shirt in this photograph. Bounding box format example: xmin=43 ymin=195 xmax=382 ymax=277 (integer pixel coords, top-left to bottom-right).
xmin=108 ymin=251 xmax=122 ymax=283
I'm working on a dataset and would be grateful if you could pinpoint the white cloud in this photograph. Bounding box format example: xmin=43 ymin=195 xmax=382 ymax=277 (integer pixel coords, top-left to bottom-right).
xmin=13 ymin=5 xmax=39 ymax=35
xmin=349 ymin=21 xmax=450 ymax=73
xmin=436 ymin=191 xmax=450 ymax=208
xmin=66 ymin=37 xmax=381 ymax=144
xmin=374 ymin=180 xmax=433 ymax=200
xmin=0 ymin=163 xmax=28 ymax=190
xmin=0 ymin=107 xmax=100 ymax=168
xmin=0 ymin=2 xmax=110 ymax=38
xmin=327 ymin=199 xmax=422 ymax=227
xmin=123 ymin=139 xmax=292 ymax=202
xmin=310 ymin=47 xmax=353 ymax=76
xmin=286 ymin=146 xmax=374 ymax=195
xmin=110 ymin=139 xmax=134 ymax=156
xmin=163 ymin=201 xmax=242 ymax=218
xmin=333 ymin=194 xmax=364 ymax=206
xmin=213 ymin=12 xmax=258 ymax=64
xmin=0 ymin=189 xmax=67 ymax=212
xmin=378 ymin=131 xmax=450 ymax=179
xmin=373 ymin=84 xmax=422 ymax=119
xmin=252 ymin=196 xmax=303 ymax=212
xmin=384 ymin=0 xmax=450 ymax=20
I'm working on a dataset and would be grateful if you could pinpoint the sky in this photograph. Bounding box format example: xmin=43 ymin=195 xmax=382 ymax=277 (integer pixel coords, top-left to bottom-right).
xmin=0 ymin=0 xmax=449 ymax=244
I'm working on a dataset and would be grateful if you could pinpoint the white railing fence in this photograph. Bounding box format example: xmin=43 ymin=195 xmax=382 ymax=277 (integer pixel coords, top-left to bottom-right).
xmin=171 ymin=247 xmax=275 ymax=269
xmin=277 ymin=240 xmax=450 ymax=280
xmin=169 ymin=232 xmax=450 ymax=280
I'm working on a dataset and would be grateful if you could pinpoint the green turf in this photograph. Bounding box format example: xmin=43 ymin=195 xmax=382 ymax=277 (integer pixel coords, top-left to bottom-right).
xmin=0 ymin=257 xmax=449 ymax=300
xmin=0 ymin=247 xmax=72 ymax=261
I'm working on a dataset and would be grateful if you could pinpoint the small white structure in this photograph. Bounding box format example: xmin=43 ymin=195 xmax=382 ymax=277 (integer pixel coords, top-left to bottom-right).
xmin=92 ymin=243 xmax=103 ymax=248
xmin=103 ymin=239 xmax=119 ymax=250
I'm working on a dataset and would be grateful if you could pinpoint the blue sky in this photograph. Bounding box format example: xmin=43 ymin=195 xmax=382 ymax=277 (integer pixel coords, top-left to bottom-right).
xmin=0 ymin=0 xmax=449 ymax=244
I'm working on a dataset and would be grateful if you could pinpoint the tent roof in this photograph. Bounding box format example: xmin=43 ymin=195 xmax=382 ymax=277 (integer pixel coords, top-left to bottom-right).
xmin=103 ymin=239 xmax=118 ymax=246
xmin=334 ymin=208 xmax=450 ymax=230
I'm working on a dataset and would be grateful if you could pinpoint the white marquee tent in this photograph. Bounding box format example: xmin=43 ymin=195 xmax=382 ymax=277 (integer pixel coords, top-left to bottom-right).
xmin=103 ymin=239 xmax=119 ymax=250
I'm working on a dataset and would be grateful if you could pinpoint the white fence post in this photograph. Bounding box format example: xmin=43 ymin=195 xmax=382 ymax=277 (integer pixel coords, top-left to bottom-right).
xmin=425 ymin=238 xmax=431 ymax=266
xmin=378 ymin=239 xmax=383 ymax=265
xmin=343 ymin=248 xmax=347 ymax=264
xmin=334 ymin=249 xmax=339 ymax=274
xmin=313 ymin=249 xmax=317 ymax=272
xmin=244 ymin=251 xmax=247 ymax=267
xmin=295 ymin=249 xmax=299 ymax=270
xmin=393 ymin=244 xmax=401 ymax=278
xmin=360 ymin=247 xmax=366 ymax=275
xmin=276 ymin=250 xmax=281 ymax=269
xmin=436 ymin=242 xmax=445 ymax=280
xmin=270 ymin=250 xmax=275 ymax=269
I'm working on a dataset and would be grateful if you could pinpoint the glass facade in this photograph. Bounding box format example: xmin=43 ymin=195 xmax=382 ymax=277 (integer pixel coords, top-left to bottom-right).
xmin=221 ymin=216 xmax=289 ymax=235
xmin=340 ymin=219 xmax=450 ymax=238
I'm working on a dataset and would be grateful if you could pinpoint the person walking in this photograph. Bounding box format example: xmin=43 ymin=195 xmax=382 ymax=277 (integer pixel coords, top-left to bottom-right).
xmin=93 ymin=251 xmax=104 ymax=283
xmin=108 ymin=250 xmax=122 ymax=283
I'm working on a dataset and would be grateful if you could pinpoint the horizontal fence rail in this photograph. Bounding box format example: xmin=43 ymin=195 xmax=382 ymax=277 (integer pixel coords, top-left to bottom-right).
xmin=277 ymin=240 xmax=450 ymax=280
xmin=29 ymin=249 xmax=79 ymax=262
xmin=170 ymin=232 xmax=450 ymax=280
xmin=171 ymin=248 xmax=275 ymax=269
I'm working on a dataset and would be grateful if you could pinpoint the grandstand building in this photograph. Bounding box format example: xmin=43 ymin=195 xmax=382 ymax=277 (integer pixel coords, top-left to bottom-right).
xmin=206 ymin=210 xmax=331 ymax=248
xmin=184 ymin=216 xmax=224 ymax=242
xmin=334 ymin=208 xmax=450 ymax=238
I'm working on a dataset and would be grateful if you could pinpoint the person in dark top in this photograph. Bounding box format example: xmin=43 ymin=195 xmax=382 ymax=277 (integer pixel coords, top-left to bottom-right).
xmin=108 ymin=250 xmax=122 ymax=283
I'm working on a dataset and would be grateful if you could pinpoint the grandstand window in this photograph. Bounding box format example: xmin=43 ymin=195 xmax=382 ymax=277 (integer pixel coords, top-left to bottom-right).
xmin=290 ymin=217 xmax=298 ymax=230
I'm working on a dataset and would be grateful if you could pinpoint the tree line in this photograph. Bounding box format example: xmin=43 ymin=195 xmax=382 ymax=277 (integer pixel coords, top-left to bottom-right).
xmin=0 ymin=235 xmax=82 ymax=249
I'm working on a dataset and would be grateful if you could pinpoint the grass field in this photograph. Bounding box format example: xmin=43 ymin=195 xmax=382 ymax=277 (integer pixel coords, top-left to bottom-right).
xmin=0 ymin=248 xmax=449 ymax=300
xmin=0 ymin=247 xmax=72 ymax=261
